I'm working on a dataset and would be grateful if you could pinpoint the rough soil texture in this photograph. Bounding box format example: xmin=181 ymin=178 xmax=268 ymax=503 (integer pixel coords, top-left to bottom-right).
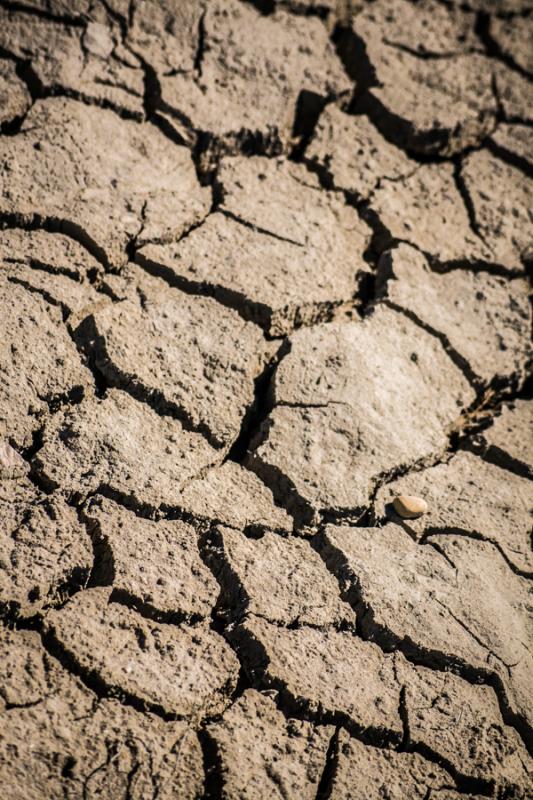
xmin=0 ymin=1 xmax=531 ymax=798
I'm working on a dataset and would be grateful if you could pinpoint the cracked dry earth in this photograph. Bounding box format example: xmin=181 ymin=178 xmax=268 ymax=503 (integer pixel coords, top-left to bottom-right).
xmin=0 ymin=1 xmax=532 ymax=800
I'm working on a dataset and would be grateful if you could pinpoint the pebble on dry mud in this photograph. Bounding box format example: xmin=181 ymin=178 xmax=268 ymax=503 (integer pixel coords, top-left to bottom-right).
xmin=392 ymin=494 xmax=428 ymax=519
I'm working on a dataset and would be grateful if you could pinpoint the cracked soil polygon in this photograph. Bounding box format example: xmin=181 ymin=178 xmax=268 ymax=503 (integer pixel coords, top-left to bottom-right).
xmin=330 ymin=730 xmax=452 ymax=799
xmin=489 ymin=14 xmax=533 ymax=76
xmin=378 ymin=243 xmax=532 ymax=386
xmin=231 ymin=614 xmax=405 ymax=741
xmin=347 ymin=0 xmax=496 ymax=156
xmin=248 ymin=305 xmax=474 ymax=523
xmin=139 ymin=155 xmax=371 ymax=336
xmin=207 ymin=689 xmax=333 ymax=799
xmin=124 ymin=0 xmax=204 ymax=77
xmin=0 ymin=59 xmax=31 ymax=129
xmin=0 ymin=7 xmax=145 ymax=118
xmin=398 ymin=663 xmax=533 ymax=794
xmin=76 ymin=264 xmax=267 ymax=448
xmin=0 ymin=227 xmax=103 ymax=281
xmin=0 ymin=628 xmax=204 ymax=799
xmin=0 ymin=475 xmax=92 ymax=616
xmin=470 ymin=399 xmax=533 ymax=478
xmin=0 ymin=272 xmax=92 ymax=449
xmin=44 ymin=587 xmax=239 ymax=720
xmin=490 ymin=123 xmax=532 ymax=168
xmin=214 ymin=525 xmax=355 ymax=628
xmin=306 ymin=104 xmax=415 ymax=198
xmin=494 ymin=63 xmax=532 ymax=124
xmin=0 ymin=228 xmax=104 ymax=319
xmin=461 ymin=149 xmax=533 ymax=270
xmin=320 ymin=523 xmax=533 ymax=728
xmin=370 ymin=162 xmax=513 ymax=268
xmin=0 ymin=98 xmax=210 ymax=269
xmin=171 ymin=460 xmax=293 ymax=536
xmin=83 ymin=496 xmax=219 ymax=621
xmin=158 ymin=0 xmax=350 ymax=156
xmin=33 ymin=389 xmax=218 ymax=508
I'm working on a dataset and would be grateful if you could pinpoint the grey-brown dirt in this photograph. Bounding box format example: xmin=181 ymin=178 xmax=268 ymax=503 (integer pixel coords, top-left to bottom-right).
xmin=0 ymin=1 xmax=531 ymax=798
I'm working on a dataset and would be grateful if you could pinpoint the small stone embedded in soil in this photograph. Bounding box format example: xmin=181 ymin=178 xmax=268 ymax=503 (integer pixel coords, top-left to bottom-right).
xmin=44 ymin=587 xmax=240 ymax=719
xmin=392 ymin=494 xmax=428 ymax=519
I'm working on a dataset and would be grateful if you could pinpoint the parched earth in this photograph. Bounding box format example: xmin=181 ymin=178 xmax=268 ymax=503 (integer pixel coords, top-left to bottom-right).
xmin=0 ymin=0 xmax=532 ymax=798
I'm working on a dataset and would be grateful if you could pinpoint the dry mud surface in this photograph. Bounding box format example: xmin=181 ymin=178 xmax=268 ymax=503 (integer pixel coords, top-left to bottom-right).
xmin=0 ymin=1 xmax=532 ymax=798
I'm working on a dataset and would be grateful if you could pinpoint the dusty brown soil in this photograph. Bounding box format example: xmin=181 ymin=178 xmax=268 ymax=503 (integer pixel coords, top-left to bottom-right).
xmin=0 ymin=1 xmax=532 ymax=798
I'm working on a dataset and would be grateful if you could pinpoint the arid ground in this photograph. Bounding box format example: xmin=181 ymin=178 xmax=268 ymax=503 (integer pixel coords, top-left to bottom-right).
xmin=0 ymin=0 xmax=532 ymax=798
